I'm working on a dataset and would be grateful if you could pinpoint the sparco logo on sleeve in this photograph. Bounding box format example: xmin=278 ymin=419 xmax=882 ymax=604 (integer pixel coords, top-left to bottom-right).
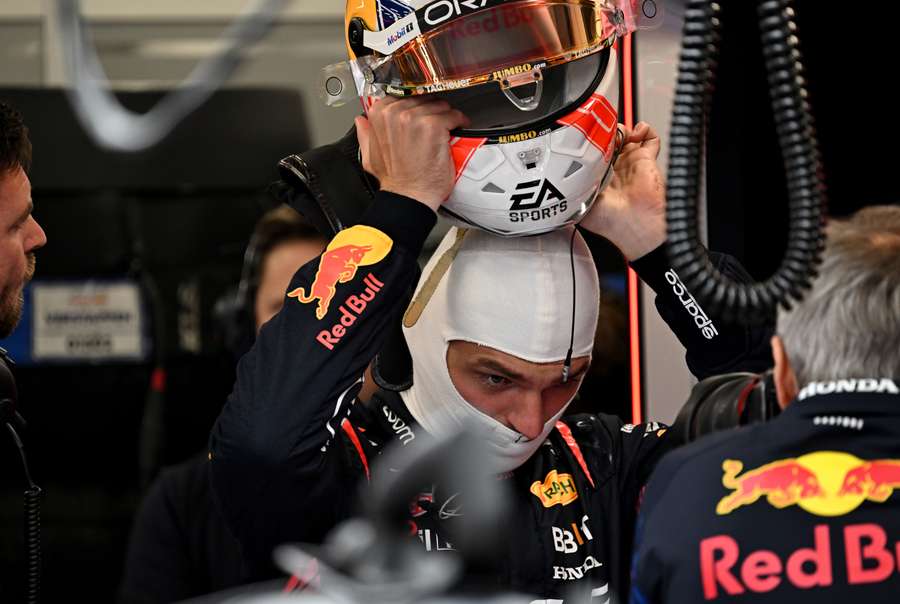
xmin=664 ymin=269 xmax=719 ymax=340
xmin=382 ymin=405 xmax=415 ymax=445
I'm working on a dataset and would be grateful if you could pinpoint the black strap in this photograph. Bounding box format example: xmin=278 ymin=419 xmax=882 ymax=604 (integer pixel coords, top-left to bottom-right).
xmin=275 ymin=126 xmax=376 ymax=238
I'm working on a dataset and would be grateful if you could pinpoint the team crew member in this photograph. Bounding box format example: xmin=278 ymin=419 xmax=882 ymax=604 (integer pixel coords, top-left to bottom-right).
xmin=630 ymin=206 xmax=900 ymax=603
xmin=0 ymin=101 xmax=47 ymax=337
xmin=208 ymin=97 xmax=773 ymax=601
xmin=119 ymin=207 xmax=326 ymax=604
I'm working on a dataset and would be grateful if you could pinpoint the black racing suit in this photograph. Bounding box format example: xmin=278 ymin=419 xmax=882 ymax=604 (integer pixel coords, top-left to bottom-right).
xmin=629 ymin=381 xmax=900 ymax=603
xmin=208 ymin=191 xmax=773 ymax=602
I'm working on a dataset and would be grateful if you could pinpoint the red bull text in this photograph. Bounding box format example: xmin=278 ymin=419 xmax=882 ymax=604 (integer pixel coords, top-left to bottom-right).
xmin=701 ymin=523 xmax=900 ymax=599
xmin=314 ymin=273 xmax=384 ymax=351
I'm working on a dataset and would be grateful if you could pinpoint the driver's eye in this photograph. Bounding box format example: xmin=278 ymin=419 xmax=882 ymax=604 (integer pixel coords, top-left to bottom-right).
xmin=481 ymin=373 xmax=512 ymax=388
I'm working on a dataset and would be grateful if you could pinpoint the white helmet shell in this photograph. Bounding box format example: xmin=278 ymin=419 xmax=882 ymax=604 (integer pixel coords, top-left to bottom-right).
xmin=441 ymin=48 xmax=621 ymax=237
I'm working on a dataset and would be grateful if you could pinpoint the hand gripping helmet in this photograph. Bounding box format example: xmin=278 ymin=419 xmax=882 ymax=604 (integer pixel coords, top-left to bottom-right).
xmin=324 ymin=0 xmax=661 ymax=236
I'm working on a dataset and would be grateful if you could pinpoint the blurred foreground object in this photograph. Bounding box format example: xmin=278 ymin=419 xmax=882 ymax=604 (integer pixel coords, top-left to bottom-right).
xmin=50 ymin=0 xmax=286 ymax=151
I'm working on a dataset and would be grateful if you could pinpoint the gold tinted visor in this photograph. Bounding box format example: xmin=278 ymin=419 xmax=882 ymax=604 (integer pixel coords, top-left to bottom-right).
xmin=374 ymin=0 xmax=619 ymax=92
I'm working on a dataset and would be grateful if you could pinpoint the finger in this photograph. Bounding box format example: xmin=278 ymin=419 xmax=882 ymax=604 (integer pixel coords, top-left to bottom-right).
xmin=456 ymin=109 xmax=472 ymax=129
xmin=407 ymin=98 xmax=474 ymax=128
xmin=411 ymin=101 xmax=471 ymax=128
xmin=394 ymin=105 xmax=471 ymax=139
xmin=377 ymin=94 xmax=437 ymax=113
xmin=405 ymin=98 xmax=454 ymax=116
xmin=423 ymin=111 xmax=471 ymax=136
xmin=639 ymin=125 xmax=661 ymax=157
xmin=368 ymin=94 xmax=400 ymax=111
xmin=618 ymin=141 xmax=643 ymax=158
xmin=634 ymin=122 xmax=657 ymax=141
xmin=368 ymin=95 xmax=428 ymax=124
xmin=623 ymin=122 xmax=650 ymax=145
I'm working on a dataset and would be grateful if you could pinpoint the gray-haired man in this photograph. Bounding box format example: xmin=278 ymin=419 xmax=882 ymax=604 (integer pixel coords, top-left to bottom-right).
xmin=630 ymin=205 xmax=900 ymax=603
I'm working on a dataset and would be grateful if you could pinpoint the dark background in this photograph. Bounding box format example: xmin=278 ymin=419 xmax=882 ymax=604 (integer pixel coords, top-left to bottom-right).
xmin=0 ymin=88 xmax=309 ymax=602
xmin=705 ymin=0 xmax=898 ymax=279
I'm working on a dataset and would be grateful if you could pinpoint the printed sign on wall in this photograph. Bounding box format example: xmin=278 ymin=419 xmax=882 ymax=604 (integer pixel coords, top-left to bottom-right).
xmin=31 ymin=281 xmax=146 ymax=362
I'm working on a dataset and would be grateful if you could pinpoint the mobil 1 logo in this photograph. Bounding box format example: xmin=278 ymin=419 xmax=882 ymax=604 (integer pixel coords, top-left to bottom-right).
xmin=509 ymin=179 xmax=568 ymax=224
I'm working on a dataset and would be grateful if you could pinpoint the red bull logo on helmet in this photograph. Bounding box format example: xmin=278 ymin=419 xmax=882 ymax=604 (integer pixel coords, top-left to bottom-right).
xmin=288 ymin=226 xmax=393 ymax=320
xmin=717 ymin=452 xmax=900 ymax=517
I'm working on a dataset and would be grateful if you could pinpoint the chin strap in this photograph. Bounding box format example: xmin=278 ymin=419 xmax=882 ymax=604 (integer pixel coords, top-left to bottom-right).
xmin=562 ymin=227 xmax=577 ymax=383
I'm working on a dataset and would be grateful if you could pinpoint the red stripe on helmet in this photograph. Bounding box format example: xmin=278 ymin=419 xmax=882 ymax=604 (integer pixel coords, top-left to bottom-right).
xmin=450 ymin=136 xmax=488 ymax=181
xmin=557 ymin=93 xmax=618 ymax=156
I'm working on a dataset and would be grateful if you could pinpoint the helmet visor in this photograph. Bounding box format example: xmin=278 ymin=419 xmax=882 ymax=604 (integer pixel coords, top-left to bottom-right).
xmin=435 ymin=50 xmax=608 ymax=134
xmin=372 ymin=0 xmax=618 ymax=91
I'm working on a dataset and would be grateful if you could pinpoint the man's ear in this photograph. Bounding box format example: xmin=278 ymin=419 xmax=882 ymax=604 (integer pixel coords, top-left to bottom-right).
xmin=771 ymin=335 xmax=799 ymax=409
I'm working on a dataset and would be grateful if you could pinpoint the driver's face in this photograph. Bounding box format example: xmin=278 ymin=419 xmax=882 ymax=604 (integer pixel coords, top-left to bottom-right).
xmin=446 ymin=340 xmax=590 ymax=439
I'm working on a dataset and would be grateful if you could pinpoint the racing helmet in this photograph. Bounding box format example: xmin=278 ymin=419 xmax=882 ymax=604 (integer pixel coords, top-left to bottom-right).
xmin=325 ymin=0 xmax=661 ymax=236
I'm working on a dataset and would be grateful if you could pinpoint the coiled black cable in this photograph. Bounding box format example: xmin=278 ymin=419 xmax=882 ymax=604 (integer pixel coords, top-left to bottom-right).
xmin=6 ymin=422 xmax=42 ymax=604
xmin=666 ymin=0 xmax=826 ymax=323
xmin=23 ymin=486 xmax=42 ymax=604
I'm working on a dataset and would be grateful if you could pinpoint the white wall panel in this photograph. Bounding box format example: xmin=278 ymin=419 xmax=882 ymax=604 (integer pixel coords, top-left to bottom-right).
xmin=634 ymin=1 xmax=702 ymax=423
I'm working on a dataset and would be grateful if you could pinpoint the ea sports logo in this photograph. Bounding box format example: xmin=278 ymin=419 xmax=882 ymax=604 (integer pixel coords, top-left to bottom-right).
xmin=509 ymin=179 xmax=564 ymax=211
xmin=509 ymin=179 xmax=569 ymax=224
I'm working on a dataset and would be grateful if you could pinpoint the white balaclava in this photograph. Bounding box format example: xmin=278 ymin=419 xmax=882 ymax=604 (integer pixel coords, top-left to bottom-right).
xmin=400 ymin=226 xmax=601 ymax=473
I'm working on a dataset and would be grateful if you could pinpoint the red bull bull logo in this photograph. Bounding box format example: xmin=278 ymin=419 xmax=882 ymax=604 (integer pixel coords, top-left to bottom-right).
xmin=288 ymin=226 xmax=392 ymax=320
xmin=837 ymin=460 xmax=900 ymax=502
xmin=717 ymin=459 xmax=823 ymax=515
xmin=717 ymin=452 xmax=900 ymax=517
